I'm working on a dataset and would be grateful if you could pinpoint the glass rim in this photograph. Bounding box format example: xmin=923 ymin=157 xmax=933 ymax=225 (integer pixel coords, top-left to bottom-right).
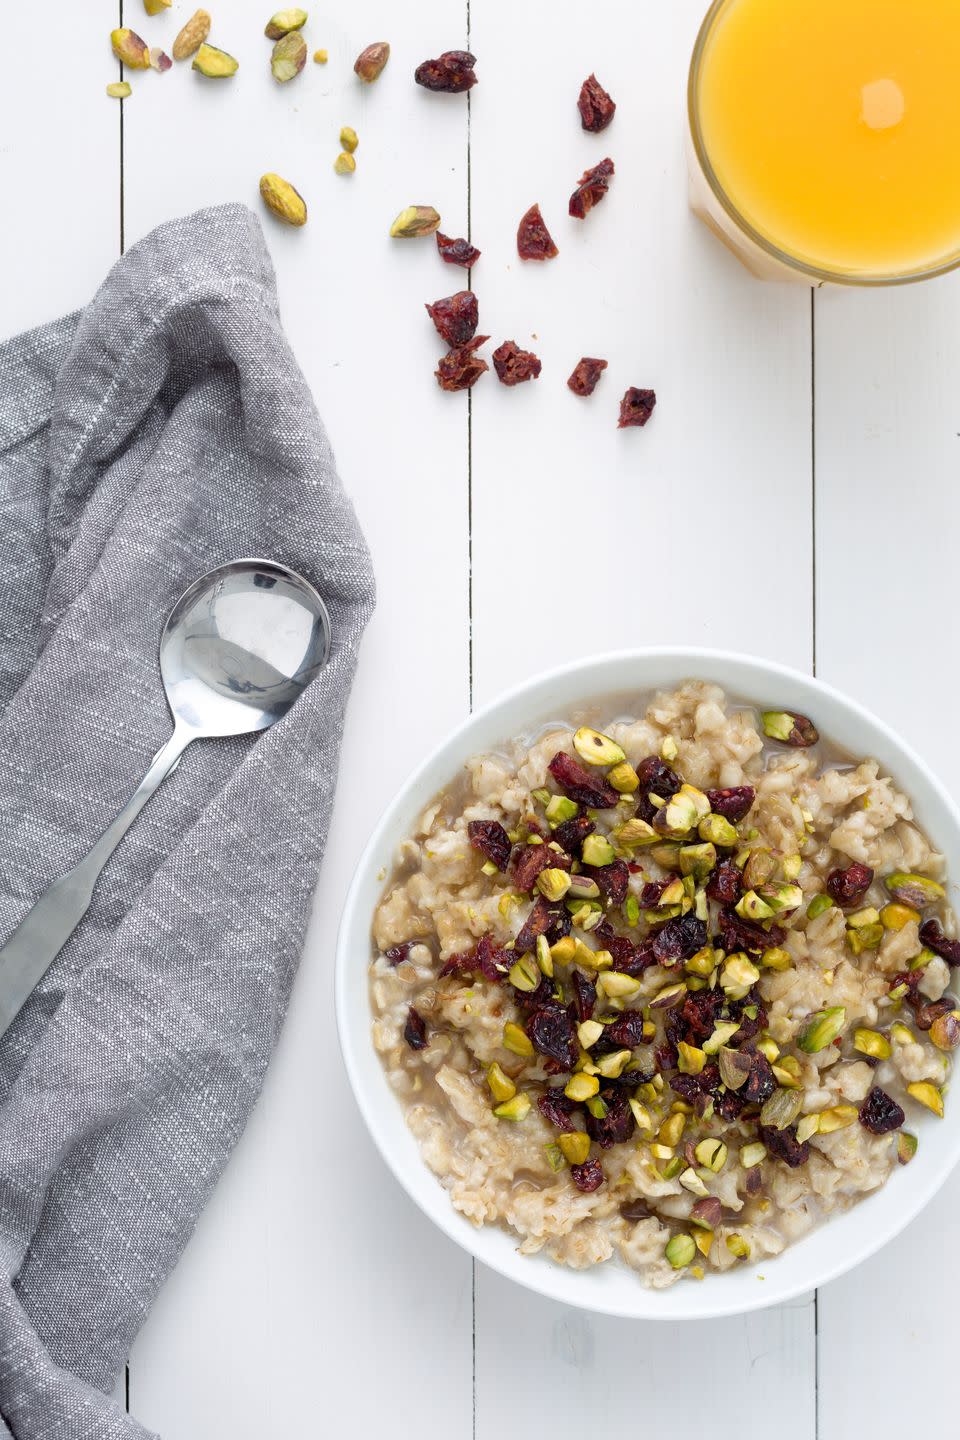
xmin=687 ymin=0 xmax=960 ymax=288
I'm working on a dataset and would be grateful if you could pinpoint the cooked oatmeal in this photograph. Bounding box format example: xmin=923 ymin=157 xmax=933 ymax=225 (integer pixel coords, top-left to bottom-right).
xmin=369 ymin=683 xmax=959 ymax=1286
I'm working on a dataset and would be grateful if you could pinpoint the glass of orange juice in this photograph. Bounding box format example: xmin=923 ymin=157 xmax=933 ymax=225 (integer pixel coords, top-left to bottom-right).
xmin=688 ymin=0 xmax=960 ymax=285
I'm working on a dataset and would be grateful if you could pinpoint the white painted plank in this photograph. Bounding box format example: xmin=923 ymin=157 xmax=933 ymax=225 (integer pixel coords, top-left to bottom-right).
xmin=814 ymin=276 xmax=960 ymax=1438
xmin=0 ymin=0 xmax=118 ymax=334
xmin=469 ymin=3 xmax=815 ymax=1435
xmin=122 ymin=2 xmax=474 ymax=1435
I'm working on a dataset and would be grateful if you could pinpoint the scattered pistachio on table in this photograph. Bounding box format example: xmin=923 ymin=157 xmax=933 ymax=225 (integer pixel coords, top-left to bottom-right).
xmin=106 ymin=81 xmax=132 ymax=99
xmin=334 ymin=152 xmax=356 ymax=175
xmin=259 ymin=172 xmax=307 ymax=226
xmin=354 ymin=41 xmax=390 ymax=82
xmin=313 ymin=48 xmax=328 ymax=63
xmin=264 ymin=8 xmax=308 ymax=39
xmin=193 ymin=43 xmax=239 ymax=77
xmin=271 ymin=31 xmax=307 ymax=82
xmin=340 ymin=126 xmax=358 ymax=153
xmin=172 ymin=10 xmax=211 ymax=60
xmin=390 ymin=205 xmax=441 ymax=238
xmin=143 ymin=0 xmax=172 ymax=13
xmin=149 ymin=47 xmax=172 ymax=72
xmin=111 ymin=28 xmax=151 ymax=68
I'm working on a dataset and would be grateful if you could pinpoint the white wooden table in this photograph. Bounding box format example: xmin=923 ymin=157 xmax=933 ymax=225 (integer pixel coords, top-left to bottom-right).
xmin=4 ymin=2 xmax=958 ymax=1434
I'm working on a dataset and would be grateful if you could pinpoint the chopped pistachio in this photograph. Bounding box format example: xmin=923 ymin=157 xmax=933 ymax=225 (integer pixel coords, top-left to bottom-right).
xmin=693 ymin=1229 xmax=714 ymax=1258
xmin=611 ymin=817 xmax=658 ymax=850
xmin=782 ymin=854 xmax=803 ymax=882
xmin=761 ymin=946 xmax=792 ymax=971
xmin=624 ymin=895 xmax=640 ymax=928
xmin=508 ymin=956 xmax=540 ymax=993
xmin=854 ymin=1027 xmax=892 ymax=1060
xmin=756 ymin=882 xmax=803 ymax=914
xmin=686 ymin=946 xmax=718 ymax=978
xmin=545 ymin=794 xmax=577 ymax=827
xmin=660 ymin=734 xmax=679 ymax=762
xmin=658 ymin=1111 xmax=686 ymax=1147
xmin=665 ymin=1234 xmax=696 ymax=1268
xmin=797 ymin=1005 xmax=846 ymax=1053
xmin=354 ymin=40 xmax=390 ymax=81
xmin=884 ymin=872 xmax=946 ymax=909
xmin=536 ymin=867 xmax=572 ymax=902
xmin=544 ymin=1141 xmax=566 ymax=1172
xmin=677 ymin=1041 xmax=707 ymax=1075
xmin=578 ymin=1019 xmax=604 ymax=1050
xmin=649 ymin=981 xmax=688 ymax=1009
xmin=848 ymin=906 xmax=881 ymax=930
xmin=314 ymin=48 xmax=328 ymax=62
xmin=596 ymin=1048 xmax=632 ymax=1079
xmin=930 ymin=1011 xmax=960 ymax=1051
xmin=503 ymin=1022 xmax=534 ymax=1057
xmin=777 ymin=1054 xmax=802 ymax=1081
xmin=550 ymin=935 xmax=577 ymax=964
xmin=656 ymin=784 xmax=710 ymax=838
xmin=806 ymin=893 xmax=834 ymax=920
xmin=480 ymin=859 xmax=498 ymax=877
xmin=726 ymin=1233 xmax=751 ymax=1259
xmin=565 ymin=1073 xmax=600 ymax=1102
xmin=847 ymin=921 xmax=883 ymax=955
xmin=585 ymin=1095 xmax=608 ymax=1118
xmin=907 ymin=1081 xmax=945 ymax=1116
xmin=192 ymin=42 xmax=240 ymax=76
xmin=111 ymin=27 xmax=151 ymax=67
xmin=880 ymin=901 xmax=921 ymax=931
xmin=658 ymin=877 xmax=686 ymax=908
xmin=486 ymin=1063 xmax=516 ymax=1103
xmin=259 ymin=172 xmax=307 ymax=226
xmin=106 ymin=81 xmax=132 ymax=98
xmin=796 ymin=1113 xmax=820 ymax=1144
xmin=743 ymin=848 xmax=777 ymax=890
xmin=389 ymin=205 xmax=441 ymax=238
xmin=661 ymin=1157 xmax=685 ymax=1182
xmin=761 ymin=710 xmax=819 ymax=747
xmin=759 ymin=1087 xmax=805 ymax=1130
xmin=334 ymin=151 xmax=356 ymax=174
xmin=608 ymin=761 xmax=640 ymax=794
xmin=756 ymin=1035 xmax=780 ymax=1063
xmin=718 ymin=1046 xmax=752 ymax=1090
xmin=264 ymin=8 xmax=308 ymax=38
xmin=172 ymin=9 xmax=211 ymax=59
xmin=817 ymin=1104 xmax=858 ymax=1133
xmin=908 ymin=948 xmax=937 ymax=971
xmin=897 ymin=1132 xmax=919 ymax=1165
xmin=679 ymin=1167 xmax=709 ymax=1196
xmin=721 ymin=953 xmax=761 ymax=999
xmin=494 ymin=1093 xmax=531 ymax=1121
xmin=573 ymin=726 xmax=625 ymax=766
xmin=535 ymin=934 xmax=553 ymax=979
xmin=679 ymin=842 xmax=717 ymax=882
xmin=629 ymin=1098 xmax=653 ymax=1133
xmin=581 ymin=833 xmax=616 ymax=867
xmin=567 ymin=874 xmax=602 ymax=900
xmin=703 ymin=1020 xmax=740 ymax=1055
xmin=699 ymin=813 xmax=738 ymax=848
xmin=650 ymin=1142 xmax=675 ymax=1161
xmin=597 ymin=971 xmax=641 ymax=999
xmin=739 ymin=1141 xmax=767 ymax=1168
xmin=558 ymin=1130 xmax=591 ymax=1165
xmin=889 ymin=1020 xmax=914 ymax=1046
xmin=694 ymin=1138 xmax=727 ymax=1172
xmin=339 ymin=125 xmax=359 ymax=153
xmin=735 ymin=890 xmax=775 ymax=922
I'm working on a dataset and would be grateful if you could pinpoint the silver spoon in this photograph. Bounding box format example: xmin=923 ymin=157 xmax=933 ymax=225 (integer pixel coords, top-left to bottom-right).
xmin=0 ymin=557 xmax=331 ymax=1038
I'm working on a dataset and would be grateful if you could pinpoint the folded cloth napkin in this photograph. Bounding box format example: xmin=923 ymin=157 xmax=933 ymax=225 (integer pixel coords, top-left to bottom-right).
xmin=0 ymin=204 xmax=374 ymax=1438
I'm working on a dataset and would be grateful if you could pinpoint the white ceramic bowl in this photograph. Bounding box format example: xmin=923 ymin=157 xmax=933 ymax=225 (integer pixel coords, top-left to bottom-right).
xmin=336 ymin=649 xmax=960 ymax=1318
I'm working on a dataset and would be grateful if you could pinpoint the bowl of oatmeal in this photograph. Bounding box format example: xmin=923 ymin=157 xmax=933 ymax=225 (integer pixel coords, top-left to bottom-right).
xmin=336 ymin=651 xmax=960 ymax=1317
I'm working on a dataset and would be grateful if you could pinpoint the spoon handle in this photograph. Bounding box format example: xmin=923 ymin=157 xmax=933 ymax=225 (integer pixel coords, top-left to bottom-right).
xmin=0 ymin=725 xmax=194 ymax=1039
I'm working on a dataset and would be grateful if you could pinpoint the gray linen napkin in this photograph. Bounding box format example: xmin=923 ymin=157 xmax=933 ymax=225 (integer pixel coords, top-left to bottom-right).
xmin=0 ymin=203 xmax=374 ymax=1438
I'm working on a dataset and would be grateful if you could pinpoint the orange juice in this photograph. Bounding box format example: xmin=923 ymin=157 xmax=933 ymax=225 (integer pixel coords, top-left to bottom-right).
xmin=689 ymin=0 xmax=960 ymax=282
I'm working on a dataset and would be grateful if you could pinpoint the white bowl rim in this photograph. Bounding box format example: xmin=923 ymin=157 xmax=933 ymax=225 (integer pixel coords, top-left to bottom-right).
xmin=335 ymin=646 xmax=960 ymax=1319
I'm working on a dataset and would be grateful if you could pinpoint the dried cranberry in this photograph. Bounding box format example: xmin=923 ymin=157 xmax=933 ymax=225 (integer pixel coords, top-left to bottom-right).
xmin=425 ymin=290 xmax=478 ymax=347
xmin=538 ymin=1091 xmax=577 ymax=1132
xmin=385 ymin=942 xmax=413 ymax=966
xmin=717 ymin=908 xmax=785 ymax=955
xmin=758 ymin=1125 xmax=810 ymax=1167
xmin=618 ymin=388 xmax=657 ymax=429
xmin=571 ymin=971 xmax=597 ymax=1023
xmin=570 ymin=1158 xmax=604 ymax=1192
xmin=707 ymin=858 xmax=744 ymax=906
xmin=859 ymin=1086 xmax=905 ymax=1135
xmin=515 ymin=894 xmax=565 ymax=953
xmin=404 ymin=1007 xmax=428 ymax=1050
xmin=567 ymin=357 xmax=608 ymax=397
xmin=435 ymin=335 xmax=489 ymax=391
xmin=552 ymin=813 xmax=595 ymax=857
xmin=706 ymin=786 xmax=756 ymax=823
xmin=744 ymin=1166 xmax=763 ymax=1195
xmin=655 ymin=1040 xmax=678 ymax=1073
xmin=569 ymin=157 xmax=615 ymax=219
xmin=526 ymin=1007 xmax=579 ymax=1070
xmin=511 ymin=843 xmax=571 ymax=893
xmin=605 ymin=1010 xmax=647 ymax=1048
xmin=679 ymin=989 xmax=722 ymax=1043
xmin=517 ymin=203 xmax=558 ymax=261
xmin=715 ymin=1088 xmax=747 ymax=1122
xmin=513 ymin=974 xmax=559 ymax=1013
xmin=609 ymin=934 xmax=655 ymax=977
xmin=636 ymin=755 xmax=681 ymax=795
xmin=583 ymin=859 xmax=629 ymax=904
xmin=439 ymin=933 xmax=507 ymax=982
xmin=436 ymin=231 xmax=481 ymax=268
xmin=826 ymin=862 xmax=874 ymax=908
xmin=741 ymin=1053 xmax=776 ymax=1105
xmin=492 ymin=340 xmax=542 ymax=386
xmin=415 ymin=50 xmax=477 ymax=91
xmin=640 ymin=879 xmax=669 ymax=907
xmin=652 ymin=914 xmax=707 ymax=965
xmin=548 ymin=751 xmax=619 ymax=809
xmin=920 ymin=919 xmax=960 ymax=966
xmin=585 ymin=1087 xmax=634 ymax=1148
xmin=729 ymin=997 xmax=768 ymax=1046
xmin=578 ymin=73 xmax=616 ymax=132
xmin=467 ymin=818 xmax=511 ymax=871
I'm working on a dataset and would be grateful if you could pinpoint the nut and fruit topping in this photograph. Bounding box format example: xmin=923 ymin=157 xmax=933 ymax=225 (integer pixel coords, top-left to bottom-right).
xmin=415 ymin=51 xmax=478 ymax=92
xmin=259 ymin=173 xmax=307 ymax=226
xmin=517 ymin=204 xmax=559 ymax=261
xmin=797 ymin=1005 xmax=846 ymax=1053
xmin=618 ymin=388 xmax=657 ymax=428
xmin=355 ymin=41 xmax=390 ymax=82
